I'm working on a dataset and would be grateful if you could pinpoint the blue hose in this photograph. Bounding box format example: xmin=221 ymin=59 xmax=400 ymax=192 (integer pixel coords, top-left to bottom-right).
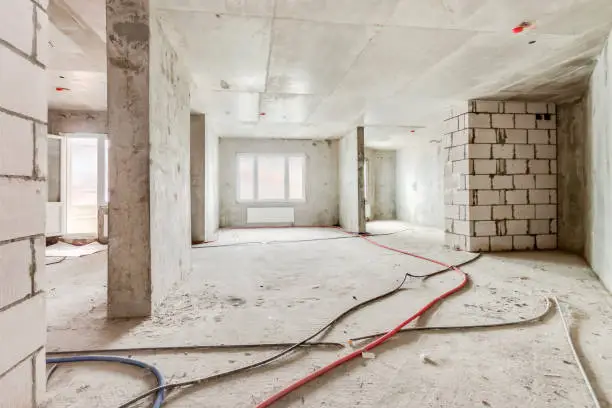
xmin=46 ymin=355 xmax=165 ymax=408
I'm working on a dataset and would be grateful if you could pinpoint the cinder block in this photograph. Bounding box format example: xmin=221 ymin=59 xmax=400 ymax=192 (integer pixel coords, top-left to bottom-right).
xmin=536 ymin=234 xmax=557 ymax=249
xmin=529 ymin=189 xmax=551 ymax=204
xmin=492 ymin=114 xmax=514 ymax=128
xmin=445 ymin=205 xmax=459 ymax=219
xmin=0 ymin=179 xmax=45 ymax=242
xmin=551 ymin=160 xmax=557 ymax=174
xmin=536 ymin=145 xmax=556 ymax=159
xmin=0 ymin=354 xmax=33 ymax=408
xmin=506 ymin=190 xmax=527 ymax=204
xmin=536 ymin=115 xmax=556 ymax=129
xmin=466 ymin=113 xmax=491 ymax=128
xmin=514 ymin=174 xmax=536 ymax=189
xmin=549 ymin=130 xmax=557 ymax=144
xmin=514 ymin=114 xmax=536 ymax=129
xmin=490 ymin=236 xmax=513 ymax=251
xmin=34 ymin=123 xmax=47 ymax=179
xmin=513 ymin=235 xmax=535 ymax=250
xmin=472 ymin=129 xmax=497 ymax=143
xmin=0 ymin=240 xmax=32 ymax=309
xmin=34 ymin=348 xmax=46 ymax=402
xmin=504 ymin=102 xmax=526 ymax=114
xmin=36 ymin=7 xmax=49 ymax=66
xmin=526 ymin=103 xmax=548 ymax=114
xmin=515 ymin=144 xmax=535 ymax=159
xmin=535 ymin=204 xmax=557 ymax=219
xmin=528 ymin=159 xmax=550 ymax=174
xmin=459 ymin=205 xmax=467 ymax=220
xmin=550 ymin=190 xmax=557 ymax=204
xmin=0 ymin=47 xmax=47 ymax=122
xmin=445 ymin=116 xmax=459 ymax=134
xmin=452 ymin=129 xmax=469 ymax=146
xmin=466 ymin=175 xmax=492 ymax=190
xmin=528 ymin=129 xmax=549 ymax=144
xmin=530 ymin=219 xmax=550 ymax=234
xmin=507 ymin=220 xmax=528 ymax=235
xmin=443 ymin=134 xmax=452 ymax=148
xmin=492 ymin=175 xmax=513 ymax=189
xmin=0 ymin=0 xmax=34 ymax=55
xmin=550 ymin=219 xmax=558 ymax=233
xmin=493 ymin=205 xmax=512 ymax=220
xmin=506 ymin=159 xmax=527 ymax=174
xmin=453 ymin=190 xmax=469 ymax=205
xmin=504 ymin=129 xmax=527 ymax=143
xmin=33 ymin=237 xmax=44 ymax=293
xmin=547 ymin=103 xmax=556 ymax=114
xmin=445 ymin=232 xmax=465 ymax=250
xmin=469 ymin=205 xmax=492 ymax=221
xmin=473 ymin=159 xmax=497 ymax=174
xmin=445 ymin=218 xmax=453 ymax=233
xmin=467 ymin=237 xmax=490 ymax=252
xmin=453 ymin=159 xmax=471 ymax=174
xmin=467 ymin=143 xmax=491 ymax=159
xmin=513 ymin=204 xmax=535 ymax=220
xmin=492 ymin=144 xmax=514 ymax=159
xmin=0 ymin=293 xmax=45 ymax=376
xmin=449 ymin=145 xmax=465 ymax=161
xmin=475 ymin=101 xmax=501 ymax=113
xmin=453 ymin=220 xmax=472 ymax=236
xmin=477 ymin=190 xmax=501 ymax=205
xmin=0 ymin=113 xmax=33 ymax=176
xmin=474 ymin=221 xmax=496 ymax=236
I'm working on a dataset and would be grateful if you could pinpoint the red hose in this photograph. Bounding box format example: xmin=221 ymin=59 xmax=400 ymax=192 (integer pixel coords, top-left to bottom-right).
xmin=255 ymin=234 xmax=469 ymax=408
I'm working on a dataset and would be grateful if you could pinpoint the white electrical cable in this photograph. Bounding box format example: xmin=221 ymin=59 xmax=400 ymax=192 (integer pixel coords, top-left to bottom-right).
xmin=553 ymin=297 xmax=602 ymax=408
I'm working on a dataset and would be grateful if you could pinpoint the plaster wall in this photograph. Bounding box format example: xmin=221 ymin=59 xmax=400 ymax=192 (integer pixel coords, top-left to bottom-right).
xmin=219 ymin=138 xmax=339 ymax=227
xmin=396 ymin=138 xmax=445 ymax=229
xmin=205 ymin=123 xmax=219 ymax=240
xmin=339 ymin=130 xmax=360 ymax=232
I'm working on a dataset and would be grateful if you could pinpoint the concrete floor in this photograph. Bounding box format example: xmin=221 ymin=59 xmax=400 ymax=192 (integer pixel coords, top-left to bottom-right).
xmin=44 ymin=222 xmax=612 ymax=407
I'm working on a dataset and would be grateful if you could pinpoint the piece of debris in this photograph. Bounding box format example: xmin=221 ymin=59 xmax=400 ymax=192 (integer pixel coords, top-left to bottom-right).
xmin=312 ymin=284 xmax=320 ymax=289
xmin=420 ymin=353 xmax=437 ymax=365
xmin=361 ymin=352 xmax=376 ymax=359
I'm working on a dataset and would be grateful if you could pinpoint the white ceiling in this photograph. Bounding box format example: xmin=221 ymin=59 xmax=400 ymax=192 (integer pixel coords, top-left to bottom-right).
xmin=47 ymin=0 xmax=612 ymax=147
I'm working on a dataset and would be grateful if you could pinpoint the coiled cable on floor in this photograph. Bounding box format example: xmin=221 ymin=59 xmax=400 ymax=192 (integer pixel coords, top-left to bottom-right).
xmin=46 ymin=355 xmax=166 ymax=408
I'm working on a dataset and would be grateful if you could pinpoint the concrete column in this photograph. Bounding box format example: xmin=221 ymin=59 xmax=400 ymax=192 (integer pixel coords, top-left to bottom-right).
xmin=191 ymin=114 xmax=206 ymax=244
xmin=0 ymin=0 xmax=48 ymax=404
xmin=106 ymin=0 xmax=191 ymax=318
xmin=357 ymin=126 xmax=366 ymax=233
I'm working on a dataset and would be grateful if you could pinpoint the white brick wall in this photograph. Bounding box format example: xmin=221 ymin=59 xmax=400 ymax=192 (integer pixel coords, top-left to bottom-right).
xmin=0 ymin=1 xmax=47 ymax=404
xmin=444 ymin=99 xmax=557 ymax=252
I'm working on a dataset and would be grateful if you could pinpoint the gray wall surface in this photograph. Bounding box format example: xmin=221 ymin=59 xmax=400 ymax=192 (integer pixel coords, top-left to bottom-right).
xmin=219 ymin=138 xmax=339 ymax=227
xmin=396 ymin=138 xmax=445 ymax=229
xmin=365 ymin=149 xmax=396 ymax=220
xmin=148 ymin=16 xmax=191 ymax=304
xmin=559 ymin=31 xmax=612 ymax=291
xmin=339 ymin=130 xmax=360 ymax=232
xmin=190 ymin=114 xmax=206 ymax=243
xmin=205 ymin=123 xmax=219 ymax=240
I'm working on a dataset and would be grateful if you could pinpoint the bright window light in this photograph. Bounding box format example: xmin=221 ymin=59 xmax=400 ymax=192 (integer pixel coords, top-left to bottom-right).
xmin=237 ymin=154 xmax=306 ymax=202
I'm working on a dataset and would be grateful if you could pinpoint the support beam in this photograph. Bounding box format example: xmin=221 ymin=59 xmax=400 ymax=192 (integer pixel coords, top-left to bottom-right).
xmin=106 ymin=0 xmax=191 ymax=318
xmin=190 ymin=114 xmax=206 ymax=244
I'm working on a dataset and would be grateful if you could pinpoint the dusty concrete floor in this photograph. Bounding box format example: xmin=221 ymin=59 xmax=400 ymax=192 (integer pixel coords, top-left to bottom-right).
xmin=44 ymin=222 xmax=612 ymax=408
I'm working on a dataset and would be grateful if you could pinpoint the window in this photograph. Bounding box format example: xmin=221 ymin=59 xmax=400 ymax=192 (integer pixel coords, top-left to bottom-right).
xmin=237 ymin=154 xmax=305 ymax=202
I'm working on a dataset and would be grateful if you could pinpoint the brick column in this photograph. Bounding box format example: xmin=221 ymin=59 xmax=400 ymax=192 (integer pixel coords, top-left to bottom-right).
xmin=0 ymin=0 xmax=48 ymax=405
xmin=444 ymin=101 xmax=557 ymax=252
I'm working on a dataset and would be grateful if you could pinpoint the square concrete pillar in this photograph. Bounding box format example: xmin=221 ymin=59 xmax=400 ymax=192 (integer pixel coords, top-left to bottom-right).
xmin=190 ymin=114 xmax=206 ymax=244
xmin=106 ymin=0 xmax=191 ymax=318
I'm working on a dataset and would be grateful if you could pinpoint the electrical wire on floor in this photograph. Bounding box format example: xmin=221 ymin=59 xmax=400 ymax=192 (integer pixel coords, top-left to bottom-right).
xmin=554 ymin=297 xmax=602 ymax=408
xmin=46 ymin=355 xmax=166 ymax=408
xmin=113 ymin=253 xmax=481 ymax=408
xmin=45 ymin=256 xmax=67 ymax=266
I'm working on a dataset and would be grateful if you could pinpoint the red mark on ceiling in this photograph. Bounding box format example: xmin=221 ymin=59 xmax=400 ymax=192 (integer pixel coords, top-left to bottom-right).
xmin=259 ymin=112 xmax=266 ymax=116
xmin=512 ymin=21 xmax=533 ymax=34
xmin=410 ymin=130 xmax=415 ymax=133
xmin=55 ymin=87 xmax=70 ymax=92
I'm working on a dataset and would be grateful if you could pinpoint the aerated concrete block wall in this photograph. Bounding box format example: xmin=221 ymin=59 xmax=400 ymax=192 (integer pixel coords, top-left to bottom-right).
xmin=0 ymin=0 xmax=48 ymax=405
xmin=444 ymin=100 xmax=557 ymax=252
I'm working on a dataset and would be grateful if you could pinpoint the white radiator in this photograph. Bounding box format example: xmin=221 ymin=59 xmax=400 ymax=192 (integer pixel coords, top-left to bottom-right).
xmin=247 ymin=207 xmax=295 ymax=224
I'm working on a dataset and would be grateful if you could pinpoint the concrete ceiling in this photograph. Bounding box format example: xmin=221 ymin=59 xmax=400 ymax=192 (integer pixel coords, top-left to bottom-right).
xmin=47 ymin=0 xmax=612 ymax=147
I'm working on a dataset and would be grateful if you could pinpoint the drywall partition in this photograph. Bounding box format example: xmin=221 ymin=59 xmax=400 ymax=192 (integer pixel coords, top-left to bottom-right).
xmin=396 ymin=137 xmax=445 ymax=228
xmin=559 ymin=31 xmax=612 ymax=291
xmin=107 ymin=2 xmax=191 ymax=317
xmin=191 ymin=114 xmax=206 ymax=243
xmin=339 ymin=128 xmax=365 ymax=232
xmin=205 ymin=122 xmax=219 ymax=241
xmin=0 ymin=0 xmax=48 ymax=404
xmin=365 ymin=149 xmax=396 ymax=220
xmin=219 ymin=138 xmax=339 ymax=227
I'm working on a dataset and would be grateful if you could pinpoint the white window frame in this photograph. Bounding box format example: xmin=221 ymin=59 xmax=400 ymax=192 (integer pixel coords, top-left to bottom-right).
xmin=236 ymin=153 xmax=306 ymax=203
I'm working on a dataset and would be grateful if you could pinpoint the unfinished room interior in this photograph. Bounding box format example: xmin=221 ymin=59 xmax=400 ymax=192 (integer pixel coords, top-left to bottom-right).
xmin=3 ymin=0 xmax=612 ymax=407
